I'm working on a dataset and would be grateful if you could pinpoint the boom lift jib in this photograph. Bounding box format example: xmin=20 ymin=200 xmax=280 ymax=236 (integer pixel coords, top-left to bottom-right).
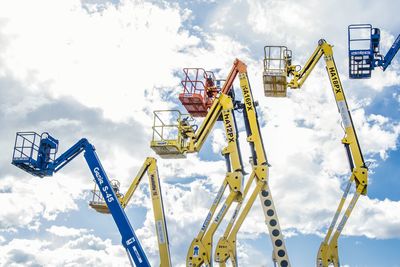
xmin=151 ymin=59 xmax=291 ymax=267
xmin=11 ymin=132 xmax=151 ymax=267
xmin=348 ymin=24 xmax=400 ymax=78
xmin=151 ymin=60 xmax=242 ymax=159
xmin=151 ymin=61 xmax=246 ymax=267
xmin=263 ymin=40 xmax=368 ymax=267
xmin=90 ymin=157 xmax=172 ymax=267
xmin=212 ymin=64 xmax=291 ymax=267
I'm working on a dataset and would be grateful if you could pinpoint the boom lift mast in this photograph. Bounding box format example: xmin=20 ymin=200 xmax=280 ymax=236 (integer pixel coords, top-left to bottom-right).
xmin=11 ymin=132 xmax=151 ymax=267
xmin=152 ymin=61 xmax=246 ymax=266
xmin=90 ymin=157 xmax=172 ymax=267
xmin=214 ymin=68 xmax=290 ymax=267
xmin=151 ymin=59 xmax=290 ymax=267
xmin=263 ymin=40 xmax=368 ymax=267
xmin=348 ymin=24 xmax=400 ymax=78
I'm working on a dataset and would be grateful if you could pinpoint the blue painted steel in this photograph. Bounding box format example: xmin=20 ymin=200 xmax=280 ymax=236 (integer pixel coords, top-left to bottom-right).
xmin=382 ymin=34 xmax=400 ymax=70
xmin=348 ymin=24 xmax=374 ymax=79
xmin=348 ymin=24 xmax=400 ymax=78
xmin=11 ymin=132 xmax=151 ymax=267
xmin=84 ymin=146 xmax=150 ymax=267
xmin=12 ymin=132 xmax=58 ymax=177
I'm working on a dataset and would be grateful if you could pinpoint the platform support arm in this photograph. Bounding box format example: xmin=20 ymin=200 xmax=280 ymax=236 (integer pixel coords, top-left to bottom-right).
xmin=84 ymin=143 xmax=151 ymax=267
xmin=120 ymin=157 xmax=153 ymax=208
xmin=382 ymin=34 xmax=400 ymax=70
xmin=215 ymin=67 xmax=291 ymax=267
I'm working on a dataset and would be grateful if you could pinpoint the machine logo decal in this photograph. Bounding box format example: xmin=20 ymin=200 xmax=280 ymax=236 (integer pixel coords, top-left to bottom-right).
xmin=328 ymin=67 xmax=342 ymax=94
xmin=193 ymin=245 xmax=200 ymax=257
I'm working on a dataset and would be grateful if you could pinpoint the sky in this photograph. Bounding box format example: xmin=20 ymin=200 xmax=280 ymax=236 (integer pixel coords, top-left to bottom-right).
xmin=0 ymin=0 xmax=399 ymax=266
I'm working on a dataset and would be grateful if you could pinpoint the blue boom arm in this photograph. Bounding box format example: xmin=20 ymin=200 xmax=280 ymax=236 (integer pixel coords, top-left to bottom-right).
xmin=381 ymin=33 xmax=400 ymax=71
xmin=11 ymin=132 xmax=150 ymax=267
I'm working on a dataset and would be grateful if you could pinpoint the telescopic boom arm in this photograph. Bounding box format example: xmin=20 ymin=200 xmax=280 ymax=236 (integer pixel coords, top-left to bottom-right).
xmin=151 ymin=59 xmax=291 ymax=267
xmin=264 ymin=39 xmax=368 ymax=267
xmin=90 ymin=157 xmax=172 ymax=267
xmin=12 ymin=133 xmax=151 ymax=267
xmin=214 ymin=62 xmax=291 ymax=267
xmin=151 ymin=60 xmax=248 ymax=267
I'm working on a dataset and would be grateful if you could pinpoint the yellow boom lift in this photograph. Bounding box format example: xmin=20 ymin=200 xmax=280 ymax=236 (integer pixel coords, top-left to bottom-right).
xmin=263 ymin=39 xmax=368 ymax=267
xmin=151 ymin=60 xmax=290 ymax=267
xmin=90 ymin=157 xmax=172 ymax=267
xmin=213 ymin=72 xmax=290 ymax=267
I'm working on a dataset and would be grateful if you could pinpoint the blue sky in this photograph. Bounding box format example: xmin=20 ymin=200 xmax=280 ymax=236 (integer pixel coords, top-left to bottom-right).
xmin=0 ymin=0 xmax=399 ymax=266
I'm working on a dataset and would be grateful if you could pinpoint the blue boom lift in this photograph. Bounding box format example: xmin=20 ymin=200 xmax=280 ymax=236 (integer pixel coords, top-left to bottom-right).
xmin=348 ymin=24 xmax=400 ymax=79
xmin=11 ymin=131 xmax=151 ymax=267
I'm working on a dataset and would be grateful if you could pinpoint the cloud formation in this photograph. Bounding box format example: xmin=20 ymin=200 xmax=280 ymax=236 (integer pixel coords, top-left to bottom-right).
xmin=0 ymin=0 xmax=399 ymax=266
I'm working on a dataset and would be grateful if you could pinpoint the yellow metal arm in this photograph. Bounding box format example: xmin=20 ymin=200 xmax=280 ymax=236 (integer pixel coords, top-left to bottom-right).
xmin=151 ymin=60 xmax=247 ymax=159
xmin=264 ymin=40 xmax=368 ymax=267
xmin=89 ymin=157 xmax=172 ymax=267
xmin=215 ymin=67 xmax=291 ymax=267
xmin=151 ymin=60 xmax=249 ymax=267
xmin=151 ymin=59 xmax=290 ymax=266
xmin=120 ymin=157 xmax=153 ymax=208
xmin=186 ymin=95 xmax=245 ymax=267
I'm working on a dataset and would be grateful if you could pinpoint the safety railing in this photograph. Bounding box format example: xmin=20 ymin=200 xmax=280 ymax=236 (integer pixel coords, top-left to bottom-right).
xmin=151 ymin=110 xmax=195 ymax=158
xmin=263 ymin=46 xmax=291 ymax=97
xmin=90 ymin=179 xmax=123 ymax=214
xmin=348 ymin=24 xmax=374 ymax=78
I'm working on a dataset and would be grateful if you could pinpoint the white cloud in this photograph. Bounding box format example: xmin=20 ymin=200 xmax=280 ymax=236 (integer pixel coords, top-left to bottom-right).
xmin=0 ymin=175 xmax=86 ymax=231
xmin=1 ymin=0 xmax=400 ymax=266
xmin=345 ymin=197 xmax=400 ymax=239
xmin=46 ymin=226 xmax=90 ymax=237
xmin=0 ymin=235 xmax=129 ymax=267
xmin=0 ymin=0 xmax=250 ymax=124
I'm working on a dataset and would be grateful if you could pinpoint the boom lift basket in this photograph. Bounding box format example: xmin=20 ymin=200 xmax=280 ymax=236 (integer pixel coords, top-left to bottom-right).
xmin=348 ymin=24 xmax=376 ymax=79
xmin=89 ymin=179 xmax=123 ymax=214
xmin=179 ymin=68 xmax=220 ymax=117
xmin=12 ymin=132 xmax=58 ymax=177
xmin=150 ymin=110 xmax=196 ymax=159
xmin=263 ymin=46 xmax=290 ymax=97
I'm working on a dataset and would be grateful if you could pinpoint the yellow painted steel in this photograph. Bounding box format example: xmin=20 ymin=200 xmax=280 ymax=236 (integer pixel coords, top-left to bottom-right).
xmin=214 ymin=68 xmax=291 ymax=267
xmin=149 ymin=62 xmax=247 ymax=267
xmin=186 ymin=94 xmax=245 ymax=267
xmin=150 ymin=110 xmax=193 ymax=158
xmin=89 ymin=157 xmax=172 ymax=267
xmin=264 ymin=39 xmax=368 ymax=267
xmin=150 ymin=59 xmax=290 ymax=266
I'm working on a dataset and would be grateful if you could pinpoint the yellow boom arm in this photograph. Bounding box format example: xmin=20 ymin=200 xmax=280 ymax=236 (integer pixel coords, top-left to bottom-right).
xmin=151 ymin=61 xmax=247 ymax=267
xmin=264 ymin=39 xmax=368 ymax=267
xmin=186 ymin=93 xmax=245 ymax=267
xmin=214 ymin=64 xmax=291 ymax=267
xmin=90 ymin=157 xmax=172 ymax=267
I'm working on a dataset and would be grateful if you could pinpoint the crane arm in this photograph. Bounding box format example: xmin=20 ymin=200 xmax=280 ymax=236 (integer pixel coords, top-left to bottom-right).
xmin=215 ymin=65 xmax=291 ymax=267
xmin=279 ymin=39 xmax=368 ymax=267
xmin=186 ymin=94 xmax=245 ymax=267
xmin=189 ymin=60 xmax=247 ymax=153
xmin=12 ymin=134 xmax=151 ymax=267
xmin=50 ymin=138 xmax=88 ymax=172
xmin=95 ymin=157 xmax=172 ymax=267
xmin=151 ymin=60 xmax=247 ymax=266
xmin=83 ymin=144 xmax=151 ymax=267
xmin=382 ymin=33 xmax=400 ymax=70
xmin=151 ymin=59 xmax=247 ymax=158
xmin=120 ymin=157 xmax=154 ymax=207
xmin=288 ymin=44 xmax=324 ymax=89
xmin=145 ymin=157 xmax=172 ymax=267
